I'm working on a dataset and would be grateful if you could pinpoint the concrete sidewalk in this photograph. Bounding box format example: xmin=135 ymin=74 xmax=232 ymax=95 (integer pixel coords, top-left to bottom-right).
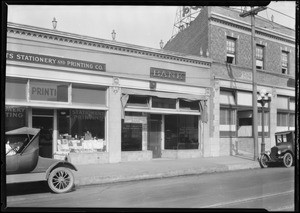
xmin=73 ymin=156 xmax=260 ymax=186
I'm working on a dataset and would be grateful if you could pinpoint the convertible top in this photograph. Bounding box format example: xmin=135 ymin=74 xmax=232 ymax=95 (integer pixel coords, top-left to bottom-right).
xmin=5 ymin=127 xmax=40 ymax=136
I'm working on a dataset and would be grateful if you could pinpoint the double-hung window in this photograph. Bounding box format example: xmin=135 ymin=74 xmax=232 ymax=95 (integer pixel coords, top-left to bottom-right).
xmin=226 ymin=37 xmax=236 ymax=64
xmin=281 ymin=51 xmax=289 ymax=74
xmin=256 ymin=45 xmax=264 ymax=70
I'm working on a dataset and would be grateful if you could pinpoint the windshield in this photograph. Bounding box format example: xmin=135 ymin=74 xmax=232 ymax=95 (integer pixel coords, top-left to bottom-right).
xmin=5 ymin=134 xmax=30 ymax=156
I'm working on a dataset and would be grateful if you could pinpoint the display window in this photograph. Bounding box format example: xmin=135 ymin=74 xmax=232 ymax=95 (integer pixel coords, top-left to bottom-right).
xmin=5 ymin=105 xmax=28 ymax=132
xmin=56 ymin=109 xmax=106 ymax=154
xmin=121 ymin=112 xmax=146 ymax=151
xmin=165 ymin=115 xmax=198 ymax=149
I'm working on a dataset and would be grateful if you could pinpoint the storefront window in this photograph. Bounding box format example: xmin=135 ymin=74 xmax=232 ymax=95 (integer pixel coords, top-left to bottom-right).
xmin=30 ymin=80 xmax=68 ymax=102
xmin=165 ymin=115 xmax=198 ymax=149
xmin=122 ymin=123 xmax=143 ymax=151
xmin=5 ymin=106 xmax=28 ymax=132
xmin=220 ymin=108 xmax=236 ymax=137
xmin=6 ymin=79 xmax=27 ymax=101
xmin=57 ymin=109 xmax=106 ymax=154
xmin=122 ymin=112 xmax=146 ymax=151
xmin=237 ymin=110 xmax=253 ymax=137
xmin=72 ymin=85 xmax=106 ymax=105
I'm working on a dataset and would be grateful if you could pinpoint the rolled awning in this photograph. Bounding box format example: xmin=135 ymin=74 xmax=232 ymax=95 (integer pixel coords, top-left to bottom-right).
xmin=121 ymin=88 xmax=207 ymax=101
xmin=121 ymin=88 xmax=208 ymax=123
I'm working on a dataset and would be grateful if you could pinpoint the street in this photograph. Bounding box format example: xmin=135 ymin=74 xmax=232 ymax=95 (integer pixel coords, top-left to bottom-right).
xmin=6 ymin=167 xmax=295 ymax=211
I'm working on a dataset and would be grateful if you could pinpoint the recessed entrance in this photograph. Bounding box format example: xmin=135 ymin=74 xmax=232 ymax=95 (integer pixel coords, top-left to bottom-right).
xmin=32 ymin=108 xmax=53 ymax=158
xmin=148 ymin=114 xmax=162 ymax=158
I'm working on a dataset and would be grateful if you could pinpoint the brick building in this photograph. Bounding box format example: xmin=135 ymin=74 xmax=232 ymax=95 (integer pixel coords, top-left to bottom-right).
xmin=164 ymin=6 xmax=295 ymax=157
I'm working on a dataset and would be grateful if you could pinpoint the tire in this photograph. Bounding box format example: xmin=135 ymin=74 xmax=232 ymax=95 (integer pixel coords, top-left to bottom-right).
xmin=48 ymin=167 xmax=74 ymax=193
xmin=283 ymin=153 xmax=293 ymax=168
xmin=259 ymin=154 xmax=269 ymax=168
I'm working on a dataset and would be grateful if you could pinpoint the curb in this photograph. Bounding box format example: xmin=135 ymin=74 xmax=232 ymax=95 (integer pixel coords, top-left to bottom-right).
xmin=75 ymin=163 xmax=260 ymax=186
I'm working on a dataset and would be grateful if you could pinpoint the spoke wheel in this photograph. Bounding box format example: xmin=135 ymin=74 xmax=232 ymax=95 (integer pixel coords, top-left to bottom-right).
xmin=283 ymin=153 xmax=293 ymax=168
xmin=259 ymin=154 xmax=269 ymax=168
xmin=48 ymin=167 xmax=74 ymax=193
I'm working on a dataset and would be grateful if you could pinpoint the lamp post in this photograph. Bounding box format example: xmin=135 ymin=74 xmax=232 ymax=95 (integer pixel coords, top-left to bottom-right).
xmin=159 ymin=40 xmax=164 ymax=49
xmin=257 ymin=89 xmax=272 ymax=153
xmin=111 ymin=30 xmax=116 ymax=41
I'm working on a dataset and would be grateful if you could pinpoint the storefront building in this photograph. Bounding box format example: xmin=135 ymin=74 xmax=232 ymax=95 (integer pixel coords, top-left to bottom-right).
xmin=5 ymin=22 xmax=212 ymax=164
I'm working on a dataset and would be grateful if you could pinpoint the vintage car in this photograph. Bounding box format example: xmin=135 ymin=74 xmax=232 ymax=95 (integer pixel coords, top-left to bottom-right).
xmin=6 ymin=127 xmax=77 ymax=193
xmin=259 ymin=130 xmax=295 ymax=168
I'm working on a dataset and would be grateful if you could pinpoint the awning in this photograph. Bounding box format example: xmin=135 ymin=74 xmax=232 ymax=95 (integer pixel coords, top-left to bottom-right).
xmin=121 ymin=88 xmax=207 ymax=101
xmin=121 ymin=88 xmax=208 ymax=123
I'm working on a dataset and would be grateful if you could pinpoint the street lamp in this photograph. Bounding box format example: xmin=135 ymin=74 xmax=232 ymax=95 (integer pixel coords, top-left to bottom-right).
xmin=159 ymin=40 xmax=164 ymax=49
xmin=257 ymin=89 xmax=272 ymax=154
xmin=111 ymin=30 xmax=116 ymax=41
xmin=52 ymin=17 xmax=57 ymax=30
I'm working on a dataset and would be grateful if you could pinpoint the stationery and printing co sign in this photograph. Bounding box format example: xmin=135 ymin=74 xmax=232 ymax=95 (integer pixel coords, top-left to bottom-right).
xmin=150 ymin=67 xmax=186 ymax=82
xmin=6 ymin=51 xmax=106 ymax=72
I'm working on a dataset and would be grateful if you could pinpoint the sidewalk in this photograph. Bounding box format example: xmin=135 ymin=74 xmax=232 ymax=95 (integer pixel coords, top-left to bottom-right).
xmin=73 ymin=156 xmax=260 ymax=186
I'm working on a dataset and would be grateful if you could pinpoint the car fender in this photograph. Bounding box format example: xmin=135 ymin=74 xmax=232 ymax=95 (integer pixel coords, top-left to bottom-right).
xmin=45 ymin=161 xmax=77 ymax=180
xmin=258 ymin=151 xmax=270 ymax=161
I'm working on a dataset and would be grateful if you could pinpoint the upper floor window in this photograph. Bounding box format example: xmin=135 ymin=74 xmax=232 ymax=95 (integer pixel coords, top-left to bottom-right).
xmin=281 ymin=51 xmax=289 ymax=74
xmin=256 ymin=45 xmax=264 ymax=70
xmin=226 ymin=37 xmax=236 ymax=64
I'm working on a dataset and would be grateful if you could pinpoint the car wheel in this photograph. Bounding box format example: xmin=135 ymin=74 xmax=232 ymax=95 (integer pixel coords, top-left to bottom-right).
xmin=48 ymin=167 xmax=74 ymax=193
xmin=259 ymin=154 xmax=269 ymax=168
xmin=283 ymin=153 xmax=293 ymax=168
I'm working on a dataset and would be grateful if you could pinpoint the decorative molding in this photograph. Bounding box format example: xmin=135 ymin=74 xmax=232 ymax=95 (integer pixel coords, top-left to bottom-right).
xmin=112 ymin=77 xmax=120 ymax=94
xmin=7 ymin=26 xmax=212 ymax=68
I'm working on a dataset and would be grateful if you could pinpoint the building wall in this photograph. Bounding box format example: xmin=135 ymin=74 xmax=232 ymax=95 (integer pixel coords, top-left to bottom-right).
xmin=209 ymin=24 xmax=295 ymax=80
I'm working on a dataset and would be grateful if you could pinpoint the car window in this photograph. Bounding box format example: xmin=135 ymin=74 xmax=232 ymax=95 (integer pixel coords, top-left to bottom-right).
xmin=286 ymin=133 xmax=293 ymax=143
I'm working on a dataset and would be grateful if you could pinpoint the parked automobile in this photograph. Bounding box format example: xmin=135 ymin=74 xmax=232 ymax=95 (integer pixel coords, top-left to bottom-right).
xmin=6 ymin=127 xmax=77 ymax=193
xmin=259 ymin=130 xmax=295 ymax=168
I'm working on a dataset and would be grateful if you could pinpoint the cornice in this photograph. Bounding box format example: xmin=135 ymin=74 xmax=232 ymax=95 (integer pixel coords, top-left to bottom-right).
xmin=209 ymin=13 xmax=295 ymax=45
xmin=7 ymin=22 xmax=212 ymax=68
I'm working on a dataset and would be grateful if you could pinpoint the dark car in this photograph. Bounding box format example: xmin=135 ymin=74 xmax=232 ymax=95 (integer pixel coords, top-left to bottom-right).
xmin=259 ymin=130 xmax=295 ymax=168
xmin=6 ymin=127 xmax=77 ymax=193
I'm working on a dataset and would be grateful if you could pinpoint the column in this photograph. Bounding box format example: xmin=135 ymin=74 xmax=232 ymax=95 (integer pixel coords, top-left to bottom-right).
xmin=107 ymin=85 xmax=122 ymax=163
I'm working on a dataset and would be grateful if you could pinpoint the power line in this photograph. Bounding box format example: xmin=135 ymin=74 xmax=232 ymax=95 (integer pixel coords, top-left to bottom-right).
xmin=267 ymin=7 xmax=295 ymax=20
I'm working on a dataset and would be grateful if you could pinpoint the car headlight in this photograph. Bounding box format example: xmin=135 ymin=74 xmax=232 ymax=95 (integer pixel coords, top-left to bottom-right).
xmin=278 ymin=150 xmax=281 ymax=155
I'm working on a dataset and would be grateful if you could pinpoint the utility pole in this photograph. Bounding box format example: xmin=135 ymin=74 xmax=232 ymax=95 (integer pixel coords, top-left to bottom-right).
xmin=240 ymin=6 xmax=267 ymax=161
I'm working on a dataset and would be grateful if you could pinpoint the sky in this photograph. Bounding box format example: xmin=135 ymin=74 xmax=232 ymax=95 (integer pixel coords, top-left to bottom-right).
xmin=6 ymin=1 xmax=296 ymax=49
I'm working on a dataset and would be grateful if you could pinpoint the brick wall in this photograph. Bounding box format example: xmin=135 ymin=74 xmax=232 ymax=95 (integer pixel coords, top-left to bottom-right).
xmin=164 ymin=7 xmax=209 ymax=56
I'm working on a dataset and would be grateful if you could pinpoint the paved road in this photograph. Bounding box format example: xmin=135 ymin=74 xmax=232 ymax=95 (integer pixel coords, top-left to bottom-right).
xmin=6 ymin=167 xmax=295 ymax=211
